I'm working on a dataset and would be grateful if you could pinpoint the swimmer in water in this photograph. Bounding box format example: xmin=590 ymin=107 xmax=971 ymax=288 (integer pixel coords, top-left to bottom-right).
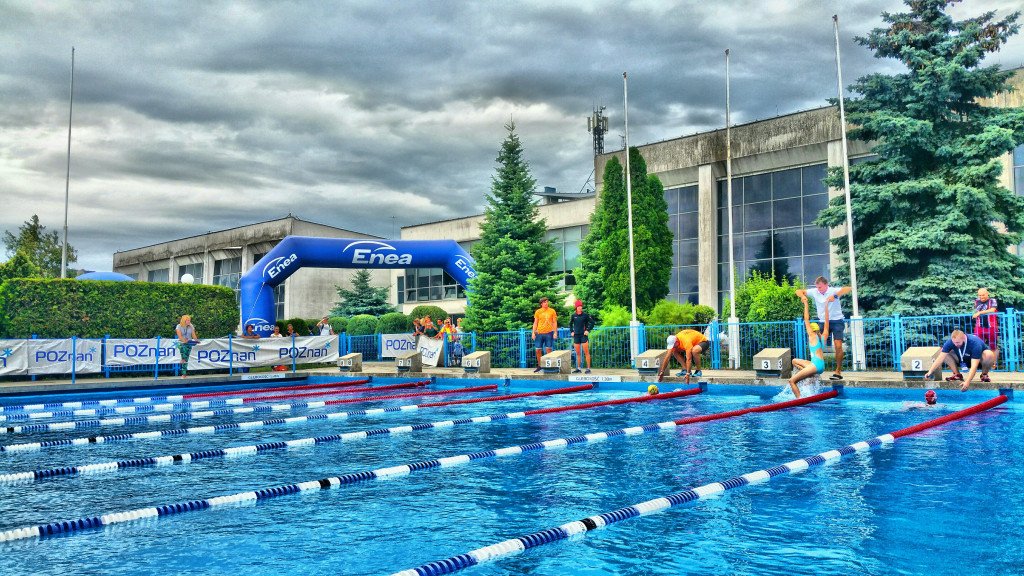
xmin=904 ymin=389 xmax=939 ymax=410
xmin=788 ymin=294 xmax=830 ymax=398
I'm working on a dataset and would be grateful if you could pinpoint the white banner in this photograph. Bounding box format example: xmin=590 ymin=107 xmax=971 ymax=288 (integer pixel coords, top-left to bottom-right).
xmin=0 ymin=340 xmax=29 ymax=376
xmin=188 ymin=335 xmax=340 ymax=371
xmin=381 ymin=333 xmax=417 ymax=358
xmin=28 ymin=339 xmax=102 ymax=375
xmin=105 ymin=339 xmax=182 ymax=367
xmin=417 ymin=336 xmax=444 ymax=368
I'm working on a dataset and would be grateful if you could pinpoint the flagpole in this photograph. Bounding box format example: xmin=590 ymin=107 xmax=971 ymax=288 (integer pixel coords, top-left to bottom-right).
xmin=623 ymin=72 xmax=641 ymax=362
xmin=725 ymin=48 xmax=740 ymax=369
xmin=61 ymin=47 xmax=75 ymax=279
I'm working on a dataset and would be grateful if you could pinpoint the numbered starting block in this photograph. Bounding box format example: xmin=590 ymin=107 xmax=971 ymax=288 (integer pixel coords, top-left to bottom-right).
xmin=901 ymin=346 xmax=941 ymax=380
xmin=462 ymin=350 xmax=491 ymax=374
xmin=396 ymin=351 xmax=422 ymax=373
xmin=540 ymin=350 xmax=572 ymax=375
xmin=635 ymin=349 xmax=666 ymax=376
xmin=753 ymin=348 xmax=792 ymax=378
xmin=338 ymin=352 xmax=362 ymax=372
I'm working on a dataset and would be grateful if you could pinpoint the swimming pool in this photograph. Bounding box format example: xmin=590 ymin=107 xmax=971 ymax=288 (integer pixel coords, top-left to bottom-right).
xmin=0 ymin=376 xmax=1019 ymax=575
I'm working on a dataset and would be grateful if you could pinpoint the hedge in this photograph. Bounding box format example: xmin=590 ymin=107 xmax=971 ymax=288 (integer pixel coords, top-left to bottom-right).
xmin=378 ymin=312 xmax=412 ymax=334
xmin=408 ymin=305 xmax=449 ymax=323
xmin=347 ymin=314 xmax=379 ymax=335
xmin=0 ymin=278 xmax=238 ymax=338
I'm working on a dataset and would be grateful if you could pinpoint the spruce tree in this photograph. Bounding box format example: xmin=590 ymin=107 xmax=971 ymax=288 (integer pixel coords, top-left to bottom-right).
xmin=463 ymin=122 xmax=560 ymax=332
xmin=330 ymin=269 xmax=394 ymax=317
xmin=817 ymin=0 xmax=1024 ymax=314
xmin=2 ymin=215 xmax=77 ymax=278
xmin=575 ymin=156 xmax=627 ymax=312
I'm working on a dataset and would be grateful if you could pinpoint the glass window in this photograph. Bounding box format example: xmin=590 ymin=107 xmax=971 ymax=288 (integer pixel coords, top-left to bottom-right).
xmin=774 ymin=228 xmax=802 ymax=259
xmin=801 ymin=163 xmax=828 ymax=195
xmin=678 ymin=239 xmax=698 ymax=268
xmin=177 ymin=262 xmax=203 ymax=284
xmin=802 ymin=194 xmax=829 ymax=223
xmin=772 ymin=197 xmax=802 ymax=229
xmin=678 ymin=212 xmax=698 ymax=239
xmin=743 ymin=202 xmax=772 ymax=232
xmin=397 ymin=276 xmax=405 ymax=305
xmin=679 ymin=266 xmax=699 ymax=294
xmin=147 ymin=268 xmax=169 ymax=283
xmin=717 ymin=179 xmax=742 ymax=207
xmin=679 ymin=186 xmax=698 ymax=213
xmin=772 ymin=168 xmax=802 ymax=199
xmin=213 ymin=257 xmax=242 ymax=291
xmin=803 ymin=226 xmax=830 ymax=255
xmin=668 ymin=214 xmax=679 ymax=238
xmin=718 ymin=206 xmax=742 ymax=235
xmin=804 ymin=255 xmax=830 ymax=281
xmin=564 ymin=241 xmax=581 ymax=270
xmin=668 ymin=267 xmax=679 ymax=294
xmin=1013 ymin=144 xmax=1024 ymax=166
xmin=744 ymin=231 xmax=772 ymax=261
xmin=664 ymin=187 xmax=679 ymax=215
xmin=1016 ymin=166 xmax=1024 ymax=196
xmin=744 ymin=173 xmax=771 ymax=203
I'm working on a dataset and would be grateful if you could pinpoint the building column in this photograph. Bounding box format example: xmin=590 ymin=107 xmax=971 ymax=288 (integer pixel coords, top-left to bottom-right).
xmin=826 ymin=140 xmax=848 ymax=279
xmin=203 ymin=251 xmax=214 ymax=285
xmin=168 ymin=256 xmax=178 ymax=283
xmin=697 ymin=163 xmax=722 ymax=309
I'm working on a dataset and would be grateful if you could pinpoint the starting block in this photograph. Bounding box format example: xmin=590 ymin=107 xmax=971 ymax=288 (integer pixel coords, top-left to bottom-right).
xmin=901 ymin=346 xmax=941 ymax=380
xmin=396 ymin=351 xmax=422 ymax=373
xmin=753 ymin=348 xmax=792 ymax=378
xmin=541 ymin=350 xmax=572 ymax=375
xmin=462 ymin=351 xmax=491 ymax=374
xmin=338 ymin=353 xmax=362 ymax=372
xmin=635 ymin=349 xmax=666 ymax=376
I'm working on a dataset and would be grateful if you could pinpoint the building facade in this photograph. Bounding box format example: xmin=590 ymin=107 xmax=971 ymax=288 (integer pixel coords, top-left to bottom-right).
xmin=112 ymin=216 xmax=391 ymax=322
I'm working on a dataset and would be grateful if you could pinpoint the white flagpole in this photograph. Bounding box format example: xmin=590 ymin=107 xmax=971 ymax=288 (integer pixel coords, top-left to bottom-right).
xmin=623 ymin=72 xmax=641 ymax=363
xmin=61 ymin=47 xmax=75 ymax=279
xmin=725 ymin=49 xmax=740 ymax=369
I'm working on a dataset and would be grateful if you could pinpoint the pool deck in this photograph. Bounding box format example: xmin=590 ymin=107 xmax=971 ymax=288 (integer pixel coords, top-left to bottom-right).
xmin=3 ymin=363 xmax=1021 ymax=396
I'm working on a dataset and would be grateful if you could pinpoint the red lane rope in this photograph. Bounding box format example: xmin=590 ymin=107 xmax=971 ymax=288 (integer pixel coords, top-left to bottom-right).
xmin=181 ymin=378 xmax=372 ymax=400
xmin=323 ymin=384 xmax=498 ymax=406
xmin=417 ymin=384 xmax=594 ymax=408
xmin=240 ymin=381 xmax=429 ymax=403
xmin=524 ymin=387 xmax=702 ymax=416
xmin=673 ymin=389 xmax=839 ymax=425
xmin=891 ymin=395 xmax=1009 ymax=438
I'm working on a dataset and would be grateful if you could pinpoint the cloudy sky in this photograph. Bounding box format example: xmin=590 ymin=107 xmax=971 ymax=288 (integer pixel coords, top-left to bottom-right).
xmin=2 ymin=1 xmax=1023 ymax=272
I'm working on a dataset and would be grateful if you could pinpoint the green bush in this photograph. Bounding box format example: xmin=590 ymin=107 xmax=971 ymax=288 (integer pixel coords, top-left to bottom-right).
xmin=0 ymin=278 xmax=238 ymax=338
xmin=378 ymin=312 xmax=412 ymax=334
xmin=347 ymin=314 xmax=379 ymax=336
xmin=644 ymin=300 xmax=717 ymax=326
xmin=731 ymin=271 xmax=804 ymax=322
xmin=278 ymin=317 xmax=312 ymax=335
xmin=408 ymin=305 xmax=449 ymax=324
xmin=329 ymin=316 xmax=348 ymax=334
xmin=598 ymin=304 xmax=632 ymax=327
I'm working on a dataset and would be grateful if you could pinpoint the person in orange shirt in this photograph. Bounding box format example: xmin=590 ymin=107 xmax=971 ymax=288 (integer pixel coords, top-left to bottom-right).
xmin=657 ymin=328 xmax=708 ymax=384
xmin=532 ymin=297 xmax=559 ymax=373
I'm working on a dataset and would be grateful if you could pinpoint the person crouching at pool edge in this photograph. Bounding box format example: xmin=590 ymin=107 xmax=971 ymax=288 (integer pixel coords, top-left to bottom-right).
xmin=656 ymin=328 xmax=708 ymax=384
xmin=788 ymin=294 xmax=830 ymax=398
xmin=923 ymin=329 xmax=996 ymax=392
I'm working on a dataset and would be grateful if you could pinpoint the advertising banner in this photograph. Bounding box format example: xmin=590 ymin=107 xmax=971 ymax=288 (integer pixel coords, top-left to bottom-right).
xmin=28 ymin=339 xmax=102 ymax=375
xmin=105 ymin=339 xmax=182 ymax=367
xmin=187 ymin=335 xmax=340 ymax=371
xmin=381 ymin=333 xmax=417 ymax=358
xmin=0 ymin=340 xmax=29 ymax=377
xmin=417 ymin=336 xmax=444 ymax=368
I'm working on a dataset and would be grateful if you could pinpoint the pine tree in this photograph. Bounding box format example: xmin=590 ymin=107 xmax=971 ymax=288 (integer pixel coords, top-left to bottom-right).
xmin=2 ymin=215 xmax=77 ymax=278
xmin=575 ymin=148 xmax=672 ymax=313
xmin=463 ymin=122 xmax=560 ymax=332
xmin=818 ymin=0 xmax=1024 ymax=314
xmin=0 ymin=250 xmax=42 ymax=283
xmin=330 ymin=269 xmax=394 ymax=317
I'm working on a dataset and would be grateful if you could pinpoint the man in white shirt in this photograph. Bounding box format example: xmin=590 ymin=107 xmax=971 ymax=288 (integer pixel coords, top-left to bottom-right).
xmin=796 ymin=276 xmax=851 ymax=380
xmin=316 ymin=316 xmax=334 ymax=336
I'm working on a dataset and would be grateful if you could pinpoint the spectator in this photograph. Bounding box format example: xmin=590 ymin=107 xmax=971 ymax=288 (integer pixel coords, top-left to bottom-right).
xmin=270 ymin=325 xmax=283 ymax=338
xmin=787 ymin=294 xmax=830 ymax=398
xmin=532 ymin=297 xmax=558 ymax=373
xmin=412 ymin=318 xmax=425 ymax=337
xmin=657 ymin=328 xmax=708 ymax=384
xmin=973 ymin=288 xmax=998 ymax=364
xmin=796 ymin=276 xmax=852 ymax=380
xmin=316 ymin=316 xmax=334 ymax=336
xmin=437 ymin=317 xmax=461 ymax=366
xmin=569 ymin=300 xmax=595 ymax=374
xmin=286 ymin=323 xmax=297 ymax=336
xmin=924 ymin=329 xmax=996 ymax=392
xmin=175 ymin=314 xmax=199 ymax=379
xmin=422 ymin=316 xmax=439 ymax=338
xmin=241 ymin=324 xmax=261 ymax=339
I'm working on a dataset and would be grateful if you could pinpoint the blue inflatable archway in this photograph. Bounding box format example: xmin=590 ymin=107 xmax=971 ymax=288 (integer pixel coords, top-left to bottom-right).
xmin=239 ymin=236 xmax=476 ymax=335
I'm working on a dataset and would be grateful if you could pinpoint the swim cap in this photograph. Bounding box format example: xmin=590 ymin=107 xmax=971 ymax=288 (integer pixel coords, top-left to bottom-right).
xmin=925 ymin=390 xmax=937 ymax=405
xmin=647 ymin=384 xmax=659 ymax=395
xmin=666 ymin=335 xmax=677 ymax=349
xmin=809 ymin=322 xmax=820 ymax=333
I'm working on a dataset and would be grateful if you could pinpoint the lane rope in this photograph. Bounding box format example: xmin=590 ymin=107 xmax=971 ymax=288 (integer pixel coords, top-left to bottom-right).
xmin=0 ymin=388 xmax=702 ymax=482
xmin=391 ymin=395 xmax=1009 ymax=576
xmin=2 ymin=385 xmax=596 ymax=453
xmin=0 ymin=390 xmax=835 ymax=542
xmin=0 ymin=384 xmax=495 ymax=435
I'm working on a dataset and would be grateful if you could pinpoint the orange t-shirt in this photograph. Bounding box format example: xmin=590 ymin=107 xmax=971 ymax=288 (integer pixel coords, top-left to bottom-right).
xmin=675 ymin=329 xmax=707 ymax=351
xmin=534 ymin=307 xmax=558 ymax=334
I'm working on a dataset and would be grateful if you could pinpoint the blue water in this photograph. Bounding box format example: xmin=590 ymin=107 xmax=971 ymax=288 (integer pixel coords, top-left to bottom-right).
xmin=0 ymin=377 xmax=1020 ymax=575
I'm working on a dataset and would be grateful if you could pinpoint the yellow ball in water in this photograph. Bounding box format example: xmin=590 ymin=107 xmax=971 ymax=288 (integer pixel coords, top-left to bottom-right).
xmin=647 ymin=384 xmax=659 ymax=395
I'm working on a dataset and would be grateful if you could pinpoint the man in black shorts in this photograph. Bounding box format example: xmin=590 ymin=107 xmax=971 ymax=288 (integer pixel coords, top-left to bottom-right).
xmin=569 ymin=300 xmax=595 ymax=374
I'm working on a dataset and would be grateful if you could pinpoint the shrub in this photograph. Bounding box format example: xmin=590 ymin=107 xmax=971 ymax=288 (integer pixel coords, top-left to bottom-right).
xmin=645 ymin=300 xmax=717 ymax=327
xmin=279 ymin=317 xmax=312 ymax=335
xmin=0 ymin=278 xmax=237 ymax=338
xmin=347 ymin=314 xmax=379 ymax=336
xmin=329 ymin=316 xmax=348 ymax=334
xmin=378 ymin=312 xmax=412 ymax=334
xmin=408 ymin=305 xmax=450 ymax=324
xmin=598 ymin=304 xmax=632 ymax=327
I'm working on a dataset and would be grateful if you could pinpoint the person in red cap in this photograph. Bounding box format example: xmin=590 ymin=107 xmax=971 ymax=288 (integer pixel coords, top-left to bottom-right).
xmin=925 ymin=390 xmax=937 ymax=405
xmin=569 ymin=300 xmax=595 ymax=374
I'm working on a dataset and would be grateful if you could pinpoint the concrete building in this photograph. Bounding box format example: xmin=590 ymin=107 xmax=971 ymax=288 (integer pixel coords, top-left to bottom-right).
xmin=112 ymin=215 xmax=391 ymax=321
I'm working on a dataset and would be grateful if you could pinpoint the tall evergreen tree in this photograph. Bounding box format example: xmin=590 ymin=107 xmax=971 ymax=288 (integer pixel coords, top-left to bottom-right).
xmin=818 ymin=0 xmax=1024 ymax=315
xmin=330 ymin=269 xmax=394 ymax=317
xmin=2 ymin=215 xmax=77 ymax=278
xmin=575 ymin=148 xmax=672 ymax=313
xmin=463 ymin=122 xmax=560 ymax=332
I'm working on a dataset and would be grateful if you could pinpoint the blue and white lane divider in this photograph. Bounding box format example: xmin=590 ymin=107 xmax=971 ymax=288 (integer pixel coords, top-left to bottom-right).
xmin=0 ymin=398 xmax=294 ymax=423
xmin=0 ymin=391 xmax=836 ymax=541
xmin=390 ymin=395 xmax=1011 ymax=576
xmin=0 ymin=389 xmax=701 ymax=481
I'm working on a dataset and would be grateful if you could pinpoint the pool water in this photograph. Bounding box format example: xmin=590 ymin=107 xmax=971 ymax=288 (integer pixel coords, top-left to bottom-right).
xmin=0 ymin=377 xmax=1020 ymax=575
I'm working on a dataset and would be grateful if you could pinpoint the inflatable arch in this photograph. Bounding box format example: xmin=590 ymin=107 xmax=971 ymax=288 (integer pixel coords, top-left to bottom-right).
xmin=239 ymin=236 xmax=476 ymax=336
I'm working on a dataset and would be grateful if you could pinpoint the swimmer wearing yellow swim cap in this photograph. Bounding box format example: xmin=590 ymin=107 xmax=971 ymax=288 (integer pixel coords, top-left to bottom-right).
xmin=647 ymin=384 xmax=659 ymax=395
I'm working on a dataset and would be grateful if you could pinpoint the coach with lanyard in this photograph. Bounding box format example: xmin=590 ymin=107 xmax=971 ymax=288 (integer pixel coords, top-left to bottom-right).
xmin=796 ymin=276 xmax=851 ymax=381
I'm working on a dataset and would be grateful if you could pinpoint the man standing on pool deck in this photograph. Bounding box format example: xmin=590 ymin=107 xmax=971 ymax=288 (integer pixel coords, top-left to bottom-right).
xmin=532 ymin=297 xmax=558 ymax=373
xmin=175 ymin=314 xmax=198 ymax=378
xmin=656 ymin=328 xmax=708 ymax=384
xmin=796 ymin=276 xmax=851 ymax=381
xmin=924 ymin=329 xmax=996 ymax=392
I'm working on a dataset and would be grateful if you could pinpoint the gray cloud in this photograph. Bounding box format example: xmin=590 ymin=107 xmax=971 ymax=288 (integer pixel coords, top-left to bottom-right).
xmin=1 ymin=0 xmax=1022 ymax=271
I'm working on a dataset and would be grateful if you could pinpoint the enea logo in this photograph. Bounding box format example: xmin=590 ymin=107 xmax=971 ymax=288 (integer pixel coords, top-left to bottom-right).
xmin=248 ymin=317 xmax=276 ymax=333
xmin=343 ymin=241 xmax=412 ymax=266
xmin=263 ymin=254 xmax=299 ymax=280
xmin=454 ymin=257 xmax=476 ymax=279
